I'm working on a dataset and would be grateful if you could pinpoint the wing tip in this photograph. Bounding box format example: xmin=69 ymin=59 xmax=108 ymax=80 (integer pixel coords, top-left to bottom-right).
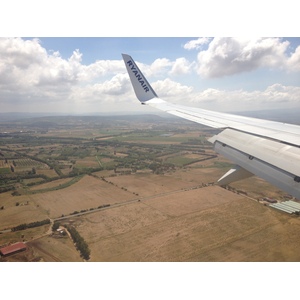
xmin=122 ymin=53 xmax=158 ymax=102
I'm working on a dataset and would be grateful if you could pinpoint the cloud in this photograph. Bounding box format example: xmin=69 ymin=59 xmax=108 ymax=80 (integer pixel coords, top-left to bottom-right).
xmin=185 ymin=83 xmax=300 ymax=112
xmin=0 ymin=37 xmax=126 ymax=110
xmin=80 ymin=59 xmax=124 ymax=81
xmin=149 ymin=58 xmax=172 ymax=76
xmin=0 ymin=39 xmax=82 ymax=95
xmin=195 ymin=37 xmax=293 ymax=78
xmin=152 ymin=78 xmax=193 ymax=99
xmin=287 ymin=45 xmax=300 ymax=72
xmin=71 ymin=73 xmax=130 ymax=102
xmin=169 ymin=57 xmax=194 ymax=75
xmin=1 ymin=37 xmax=299 ymax=114
xmin=183 ymin=37 xmax=211 ymax=50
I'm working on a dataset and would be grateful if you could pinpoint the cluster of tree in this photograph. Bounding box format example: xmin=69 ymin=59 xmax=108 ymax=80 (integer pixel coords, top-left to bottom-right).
xmin=70 ymin=204 xmax=110 ymax=216
xmin=52 ymin=221 xmax=60 ymax=231
xmin=65 ymin=225 xmax=90 ymax=260
xmin=148 ymin=162 xmax=175 ymax=174
xmin=12 ymin=219 xmax=50 ymax=231
xmin=54 ymin=146 xmax=91 ymax=161
xmin=27 ymin=167 xmax=36 ymax=175
xmin=0 ymin=186 xmax=15 ymax=194
xmin=69 ymin=166 xmax=104 ymax=177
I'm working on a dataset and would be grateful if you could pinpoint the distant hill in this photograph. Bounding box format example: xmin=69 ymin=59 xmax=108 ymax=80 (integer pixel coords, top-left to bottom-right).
xmin=234 ymin=108 xmax=300 ymax=125
xmin=1 ymin=108 xmax=299 ymax=125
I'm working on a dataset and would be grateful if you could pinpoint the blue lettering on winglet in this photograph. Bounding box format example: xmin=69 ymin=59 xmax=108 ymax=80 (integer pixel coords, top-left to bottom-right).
xmin=127 ymin=60 xmax=150 ymax=93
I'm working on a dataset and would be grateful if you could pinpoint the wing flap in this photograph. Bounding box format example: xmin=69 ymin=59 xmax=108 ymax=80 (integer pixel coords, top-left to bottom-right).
xmin=209 ymin=129 xmax=300 ymax=177
xmin=211 ymin=131 xmax=300 ymax=199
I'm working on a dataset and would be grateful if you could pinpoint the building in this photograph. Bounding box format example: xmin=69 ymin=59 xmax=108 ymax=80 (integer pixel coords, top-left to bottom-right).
xmin=269 ymin=200 xmax=300 ymax=214
xmin=0 ymin=242 xmax=27 ymax=257
xmin=263 ymin=197 xmax=277 ymax=203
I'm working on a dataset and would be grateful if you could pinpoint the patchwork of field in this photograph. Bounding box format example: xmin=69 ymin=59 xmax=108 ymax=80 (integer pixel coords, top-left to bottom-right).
xmin=1 ymin=164 xmax=300 ymax=262
xmin=0 ymin=175 xmax=136 ymax=225
xmin=1 ymin=115 xmax=300 ymax=262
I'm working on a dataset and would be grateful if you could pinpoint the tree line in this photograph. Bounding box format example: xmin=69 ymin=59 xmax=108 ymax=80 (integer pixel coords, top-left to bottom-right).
xmin=11 ymin=219 xmax=50 ymax=231
xmin=64 ymin=224 xmax=90 ymax=260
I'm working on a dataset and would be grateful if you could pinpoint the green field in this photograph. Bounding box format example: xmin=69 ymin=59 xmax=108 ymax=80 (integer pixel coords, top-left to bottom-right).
xmin=165 ymin=155 xmax=198 ymax=166
xmin=0 ymin=115 xmax=217 ymax=195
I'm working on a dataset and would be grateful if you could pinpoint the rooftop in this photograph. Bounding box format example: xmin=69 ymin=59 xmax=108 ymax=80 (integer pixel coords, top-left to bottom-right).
xmin=0 ymin=242 xmax=27 ymax=256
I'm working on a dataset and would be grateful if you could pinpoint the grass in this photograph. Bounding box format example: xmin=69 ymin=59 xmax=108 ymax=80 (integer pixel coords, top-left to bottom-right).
xmin=0 ymin=168 xmax=10 ymax=174
xmin=213 ymin=161 xmax=234 ymax=168
xmin=165 ymin=156 xmax=197 ymax=167
xmin=114 ymin=132 xmax=194 ymax=143
xmin=27 ymin=175 xmax=84 ymax=194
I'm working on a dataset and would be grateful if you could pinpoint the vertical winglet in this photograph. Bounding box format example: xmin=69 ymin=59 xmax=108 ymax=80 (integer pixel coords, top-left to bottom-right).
xmin=122 ymin=53 xmax=158 ymax=103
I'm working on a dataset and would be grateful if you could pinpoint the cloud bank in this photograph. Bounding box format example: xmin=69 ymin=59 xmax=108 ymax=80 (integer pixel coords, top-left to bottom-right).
xmin=0 ymin=37 xmax=299 ymax=114
xmin=184 ymin=37 xmax=300 ymax=77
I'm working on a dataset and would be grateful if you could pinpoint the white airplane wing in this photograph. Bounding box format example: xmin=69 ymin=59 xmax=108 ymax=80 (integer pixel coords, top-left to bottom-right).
xmin=122 ymin=54 xmax=300 ymax=199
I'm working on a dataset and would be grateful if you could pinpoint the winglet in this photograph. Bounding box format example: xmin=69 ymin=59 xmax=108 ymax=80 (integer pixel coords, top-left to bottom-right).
xmin=217 ymin=166 xmax=253 ymax=186
xmin=122 ymin=54 xmax=158 ymax=103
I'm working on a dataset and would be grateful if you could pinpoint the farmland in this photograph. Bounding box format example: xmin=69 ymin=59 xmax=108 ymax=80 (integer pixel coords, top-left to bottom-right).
xmin=1 ymin=114 xmax=300 ymax=262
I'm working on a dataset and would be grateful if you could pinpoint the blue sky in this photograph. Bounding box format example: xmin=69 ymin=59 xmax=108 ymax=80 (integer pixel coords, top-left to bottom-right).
xmin=36 ymin=38 xmax=196 ymax=63
xmin=1 ymin=2 xmax=299 ymax=116
xmin=1 ymin=36 xmax=300 ymax=114
xmin=1 ymin=37 xmax=299 ymax=115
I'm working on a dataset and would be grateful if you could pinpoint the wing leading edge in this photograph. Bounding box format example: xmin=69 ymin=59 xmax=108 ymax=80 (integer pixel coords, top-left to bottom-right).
xmin=122 ymin=53 xmax=300 ymax=199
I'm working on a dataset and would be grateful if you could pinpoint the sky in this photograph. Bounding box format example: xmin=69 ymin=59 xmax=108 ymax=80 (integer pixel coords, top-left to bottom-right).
xmin=0 ymin=1 xmax=299 ymax=117
xmin=1 ymin=36 xmax=299 ymax=115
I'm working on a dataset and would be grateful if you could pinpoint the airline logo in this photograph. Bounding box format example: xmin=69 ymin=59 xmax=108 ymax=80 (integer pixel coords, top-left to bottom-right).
xmin=126 ymin=60 xmax=150 ymax=93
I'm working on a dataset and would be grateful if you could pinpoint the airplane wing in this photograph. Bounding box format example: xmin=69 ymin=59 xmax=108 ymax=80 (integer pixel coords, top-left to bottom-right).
xmin=122 ymin=53 xmax=300 ymax=199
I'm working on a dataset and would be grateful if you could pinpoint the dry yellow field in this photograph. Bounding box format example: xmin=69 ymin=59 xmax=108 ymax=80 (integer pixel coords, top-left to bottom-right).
xmin=29 ymin=175 xmax=136 ymax=218
xmin=1 ymin=164 xmax=300 ymax=262
xmin=0 ymin=202 xmax=49 ymax=230
xmin=75 ymin=185 xmax=300 ymax=262
xmin=28 ymin=236 xmax=83 ymax=262
xmin=0 ymin=174 xmax=137 ymax=229
xmin=29 ymin=177 xmax=72 ymax=191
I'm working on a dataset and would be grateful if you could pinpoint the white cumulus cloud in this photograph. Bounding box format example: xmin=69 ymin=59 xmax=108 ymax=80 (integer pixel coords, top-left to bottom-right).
xmin=1 ymin=37 xmax=299 ymax=114
xmin=185 ymin=84 xmax=300 ymax=112
xmin=169 ymin=57 xmax=194 ymax=75
xmin=0 ymin=37 xmax=126 ymax=110
xmin=195 ymin=37 xmax=293 ymax=78
xmin=152 ymin=78 xmax=193 ymax=99
xmin=183 ymin=37 xmax=211 ymax=50
xmin=287 ymin=45 xmax=300 ymax=72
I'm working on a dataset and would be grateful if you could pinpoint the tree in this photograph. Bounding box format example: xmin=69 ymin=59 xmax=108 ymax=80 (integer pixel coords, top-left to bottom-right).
xmin=52 ymin=222 xmax=60 ymax=231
